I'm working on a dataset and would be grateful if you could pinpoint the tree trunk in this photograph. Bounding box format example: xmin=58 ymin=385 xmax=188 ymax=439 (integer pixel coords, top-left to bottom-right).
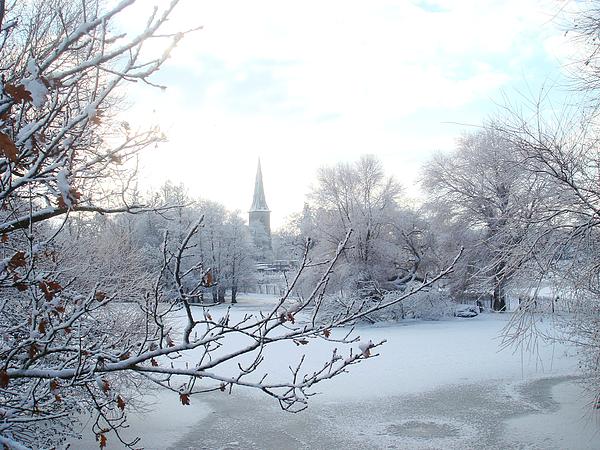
xmin=492 ymin=284 xmax=506 ymax=311
xmin=231 ymin=286 xmax=237 ymax=304
xmin=218 ymin=286 xmax=226 ymax=303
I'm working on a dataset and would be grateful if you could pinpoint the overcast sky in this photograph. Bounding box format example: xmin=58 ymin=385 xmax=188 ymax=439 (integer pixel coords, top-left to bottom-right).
xmin=119 ymin=0 xmax=577 ymax=229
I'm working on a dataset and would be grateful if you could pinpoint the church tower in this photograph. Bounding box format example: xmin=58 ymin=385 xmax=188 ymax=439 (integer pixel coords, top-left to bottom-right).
xmin=249 ymin=159 xmax=272 ymax=260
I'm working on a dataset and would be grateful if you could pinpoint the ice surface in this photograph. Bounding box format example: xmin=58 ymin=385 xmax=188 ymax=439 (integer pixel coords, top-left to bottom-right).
xmin=505 ymin=380 xmax=600 ymax=449
xmin=73 ymin=294 xmax=596 ymax=449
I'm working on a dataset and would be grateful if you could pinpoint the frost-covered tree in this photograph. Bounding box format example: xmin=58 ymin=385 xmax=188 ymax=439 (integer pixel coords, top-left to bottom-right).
xmin=276 ymin=155 xmax=445 ymax=318
xmin=422 ymin=127 xmax=548 ymax=310
xmin=219 ymin=212 xmax=256 ymax=302
xmin=312 ymin=155 xmax=401 ymax=267
xmin=494 ymin=102 xmax=600 ymax=397
xmin=0 ymin=1 xmax=197 ymax=446
xmin=307 ymin=155 xmax=412 ymax=291
xmin=122 ymin=185 xmax=256 ymax=305
xmin=0 ymin=2 xmax=459 ymax=448
xmin=466 ymin=0 xmax=600 ymax=406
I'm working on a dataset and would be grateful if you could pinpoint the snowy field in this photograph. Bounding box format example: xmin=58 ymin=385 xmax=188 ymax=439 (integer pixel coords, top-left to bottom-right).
xmin=76 ymin=294 xmax=599 ymax=449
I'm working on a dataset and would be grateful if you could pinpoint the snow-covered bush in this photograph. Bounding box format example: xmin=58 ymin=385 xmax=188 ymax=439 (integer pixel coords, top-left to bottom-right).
xmin=401 ymin=288 xmax=454 ymax=320
xmin=315 ymin=285 xmax=453 ymax=325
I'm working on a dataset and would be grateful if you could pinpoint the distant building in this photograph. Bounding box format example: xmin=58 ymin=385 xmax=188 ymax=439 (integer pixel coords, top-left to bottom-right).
xmin=249 ymin=159 xmax=272 ymax=261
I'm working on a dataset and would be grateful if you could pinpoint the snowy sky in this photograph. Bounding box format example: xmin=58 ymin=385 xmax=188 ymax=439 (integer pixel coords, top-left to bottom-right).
xmin=118 ymin=0 xmax=578 ymax=229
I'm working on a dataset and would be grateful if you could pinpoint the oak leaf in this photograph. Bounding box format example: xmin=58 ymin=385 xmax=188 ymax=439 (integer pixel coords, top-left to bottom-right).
xmin=56 ymin=188 xmax=82 ymax=208
xmin=5 ymin=84 xmax=32 ymax=103
xmin=97 ymin=433 xmax=107 ymax=449
xmin=179 ymin=393 xmax=190 ymax=405
xmin=0 ymin=105 xmax=12 ymax=121
xmin=8 ymin=251 xmax=26 ymax=270
xmin=47 ymin=280 xmax=61 ymax=291
xmin=0 ymin=132 xmax=18 ymax=162
xmin=28 ymin=343 xmax=38 ymax=359
xmin=116 ymin=395 xmax=126 ymax=411
xmin=201 ymin=270 xmax=213 ymax=287
xmin=0 ymin=370 xmax=9 ymax=388
xmin=39 ymin=280 xmax=62 ymax=301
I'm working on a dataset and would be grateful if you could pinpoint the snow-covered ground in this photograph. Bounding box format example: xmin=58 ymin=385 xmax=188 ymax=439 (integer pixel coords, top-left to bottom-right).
xmin=75 ymin=294 xmax=599 ymax=449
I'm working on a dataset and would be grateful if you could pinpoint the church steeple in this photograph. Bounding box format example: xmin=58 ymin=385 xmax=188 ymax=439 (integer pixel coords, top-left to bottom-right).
xmin=250 ymin=159 xmax=270 ymax=212
xmin=248 ymin=159 xmax=272 ymax=260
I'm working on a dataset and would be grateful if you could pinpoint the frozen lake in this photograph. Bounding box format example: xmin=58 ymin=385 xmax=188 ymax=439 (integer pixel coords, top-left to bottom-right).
xmin=75 ymin=295 xmax=599 ymax=449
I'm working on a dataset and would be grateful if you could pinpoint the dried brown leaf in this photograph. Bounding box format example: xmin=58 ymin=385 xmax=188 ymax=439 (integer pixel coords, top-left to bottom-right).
xmin=97 ymin=433 xmax=107 ymax=449
xmin=116 ymin=395 xmax=126 ymax=411
xmin=5 ymin=84 xmax=32 ymax=103
xmin=8 ymin=251 xmax=26 ymax=270
xmin=0 ymin=132 xmax=18 ymax=162
xmin=179 ymin=393 xmax=190 ymax=405
xmin=0 ymin=370 xmax=9 ymax=388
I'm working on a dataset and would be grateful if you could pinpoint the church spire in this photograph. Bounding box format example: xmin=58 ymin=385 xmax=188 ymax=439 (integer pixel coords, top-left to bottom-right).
xmin=250 ymin=159 xmax=270 ymax=212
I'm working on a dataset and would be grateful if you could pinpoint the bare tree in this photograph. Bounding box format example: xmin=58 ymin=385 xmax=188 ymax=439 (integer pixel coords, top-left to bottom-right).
xmin=220 ymin=212 xmax=256 ymax=303
xmin=307 ymin=155 xmax=419 ymax=293
xmin=477 ymin=96 xmax=600 ymax=413
xmin=422 ymin=127 xmax=549 ymax=310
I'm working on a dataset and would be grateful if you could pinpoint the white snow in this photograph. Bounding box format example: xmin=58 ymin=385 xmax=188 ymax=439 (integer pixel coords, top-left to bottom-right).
xmin=83 ymin=103 xmax=97 ymax=121
xmin=15 ymin=121 xmax=39 ymax=145
xmin=21 ymin=58 xmax=48 ymax=109
xmin=74 ymin=295 xmax=596 ymax=449
xmin=56 ymin=169 xmax=72 ymax=206
xmin=185 ymin=298 xmax=574 ymax=401
xmin=26 ymin=58 xmax=39 ymax=78
xmin=358 ymin=339 xmax=373 ymax=356
xmin=74 ymin=389 xmax=212 ymax=449
xmin=23 ymin=78 xmax=48 ymax=109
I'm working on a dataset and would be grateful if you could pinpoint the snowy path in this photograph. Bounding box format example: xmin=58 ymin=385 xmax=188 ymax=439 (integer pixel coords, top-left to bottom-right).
xmin=74 ymin=296 xmax=599 ymax=449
